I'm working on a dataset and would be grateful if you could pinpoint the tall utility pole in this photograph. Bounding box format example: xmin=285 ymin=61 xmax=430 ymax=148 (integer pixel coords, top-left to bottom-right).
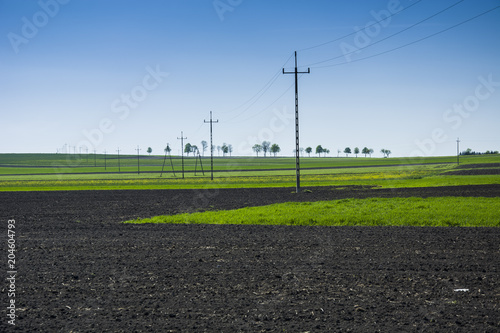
xmin=177 ymin=132 xmax=187 ymax=179
xmin=204 ymin=111 xmax=219 ymax=181
xmin=457 ymin=137 xmax=460 ymax=165
xmin=136 ymin=146 xmax=141 ymax=174
xmin=116 ymin=148 xmax=121 ymax=172
xmin=283 ymin=51 xmax=310 ymax=193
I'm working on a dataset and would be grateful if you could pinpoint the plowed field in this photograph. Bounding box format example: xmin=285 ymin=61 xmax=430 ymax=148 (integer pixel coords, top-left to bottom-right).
xmin=1 ymin=185 xmax=499 ymax=332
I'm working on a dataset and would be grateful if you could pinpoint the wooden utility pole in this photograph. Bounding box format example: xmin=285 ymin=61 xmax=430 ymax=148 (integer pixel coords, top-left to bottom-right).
xmin=116 ymin=148 xmax=121 ymax=172
xmin=136 ymin=146 xmax=141 ymax=174
xmin=204 ymin=111 xmax=219 ymax=181
xmin=283 ymin=51 xmax=310 ymax=193
xmin=177 ymin=132 xmax=187 ymax=179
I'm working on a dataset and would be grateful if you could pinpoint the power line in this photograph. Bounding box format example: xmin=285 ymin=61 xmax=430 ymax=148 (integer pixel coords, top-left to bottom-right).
xmin=226 ymin=79 xmax=295 ymax=124
xmin=221 ymin=53 xmax=294 ymax=115
xmin=223 ymin=70 xmax=283 ymax=123
xmin=306 ymin=0 xmax=465 ymax=67
xmin=218 ymin=53 xmax=295 ymax=124
xmin=298 ymin=0 xmax=424 ymax=52
xmin=311 ymin=5 xmax=500 ymax=69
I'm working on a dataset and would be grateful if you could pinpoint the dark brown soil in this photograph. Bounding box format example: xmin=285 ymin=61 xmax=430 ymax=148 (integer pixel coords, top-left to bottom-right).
xmin=457 ymin=163 xmax=500 ymax=169
xmin=443 ymin=169 xmax=500 ymax=176
xmin=1 ymin=185 xmax=499 ymax=332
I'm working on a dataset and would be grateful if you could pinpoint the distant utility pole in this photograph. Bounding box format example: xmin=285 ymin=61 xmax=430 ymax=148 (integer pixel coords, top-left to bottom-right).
xmin=204 ymin=111 xmax=219 ymax=181
xmin=177 ymin=132 xmax=187 ymax=179
xmin=136 ymin=146 xmax=141 ymax=174
xmin=457 ymin=137 xmax=460 ymax=165
xmin=116 ymin=148 xmax=121 ymax=172
xmin=283 ymin=51 xmax=310 ymax=194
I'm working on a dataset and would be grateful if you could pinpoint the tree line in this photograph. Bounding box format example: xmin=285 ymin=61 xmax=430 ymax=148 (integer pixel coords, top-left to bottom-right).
xmin=252 ymin=141 xmax=281 ymax=157
xmin=147 ymin=141 xmax=391 ymax=158
xmin=302 ymin=146 xmax=390 ymax=158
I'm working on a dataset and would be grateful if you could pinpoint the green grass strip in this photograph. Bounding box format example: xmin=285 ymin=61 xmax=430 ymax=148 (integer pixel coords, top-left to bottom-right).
xmin=126 ymin=197 xmax=500 ymax=227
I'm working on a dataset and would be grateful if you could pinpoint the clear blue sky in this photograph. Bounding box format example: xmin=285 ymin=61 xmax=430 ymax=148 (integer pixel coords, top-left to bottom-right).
xmin=1 ymin=0 xmax=499 ymax=157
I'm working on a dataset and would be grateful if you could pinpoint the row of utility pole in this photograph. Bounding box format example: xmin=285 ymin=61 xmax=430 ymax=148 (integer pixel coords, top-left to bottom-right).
xmin=65 ymin=50 xmax=463 ymax=191
xmin=175 ymin=110 xmax=218 ymax=180
xmin=177 ymin=51 xmax=309 ymax=191
xmin=60 ymin=51 xmax=309 ymax=192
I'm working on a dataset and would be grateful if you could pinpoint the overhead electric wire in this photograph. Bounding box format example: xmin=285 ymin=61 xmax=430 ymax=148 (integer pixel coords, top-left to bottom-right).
xmin=305 ymin=0 xmax=465 ymax=67
xmin=225 ymin=79 xmax=296 ymax=124
xmin=220 ymin=53 xmax=294 ymax=116
xmin=222 ymin=69 xmax=284 ymax=123
xmin=310 ymin=5 xmax=500 ymax=69
xmin=298 ymin=0 xmax=424 ymax=52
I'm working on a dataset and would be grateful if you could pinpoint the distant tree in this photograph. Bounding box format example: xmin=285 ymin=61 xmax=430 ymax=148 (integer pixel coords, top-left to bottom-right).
xmin=191 ymin=145 xmax=198 ymax=156
xmin=344 ymin=147 xmax=351 ymax=157
xmin=217 ymin=145 xmax=221 ymax=156
xmin=299 ymin=147 xmax=304 ymax=156
xmin=305 ymin=147 xmax=312 ymax=157
xmin=380 ymin=149 xmax=392 ymax=158
xmin=323 ymin=148 xmax=330 ymax=157
xmin=270 ymin=143 xmax=281 ymax=157
xmin=316 ymin=145 xmax=323 ymax=157
xmin=262 ymin=141 xmax=271 ymax=157
xmin=146 ymin=147 xmax=152 ymax=155
xmin=221 ymin=143 xmax=228 ymax=157
xmin=362 ymin=147 xmax=370 ymax=157
xmin=369 ymin=148 xmax=374 ymax=157
xmin=184 ymin=143 xmax=192 ymax=155
xmin=228 ymin=144 xmax=233 ymax=156
xmin=337 ymin=149 xmax=341 ymax=157
xmin=201 ymin=140 xmax=208 ymax=156
xmin=252 ymin=144 xmax=262 ymax=157
xmin=164 ymin=144 xmax=171 ymax=155
xmin=354 ymin=147 xmax=359 ymax=157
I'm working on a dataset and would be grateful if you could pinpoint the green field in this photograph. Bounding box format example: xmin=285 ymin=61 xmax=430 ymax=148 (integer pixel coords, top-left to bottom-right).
xmin=2 ymin=153 xmax=499 ymax=227
xmin=126 ymin=197 xmax=500 ymax=227
xmin=0 ymin=153 xmax=499 ymax=191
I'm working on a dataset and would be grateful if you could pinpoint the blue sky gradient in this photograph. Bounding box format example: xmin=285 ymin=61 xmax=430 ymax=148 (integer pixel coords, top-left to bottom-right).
xmin=1 ymin=0 xmax=499 ymax=156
